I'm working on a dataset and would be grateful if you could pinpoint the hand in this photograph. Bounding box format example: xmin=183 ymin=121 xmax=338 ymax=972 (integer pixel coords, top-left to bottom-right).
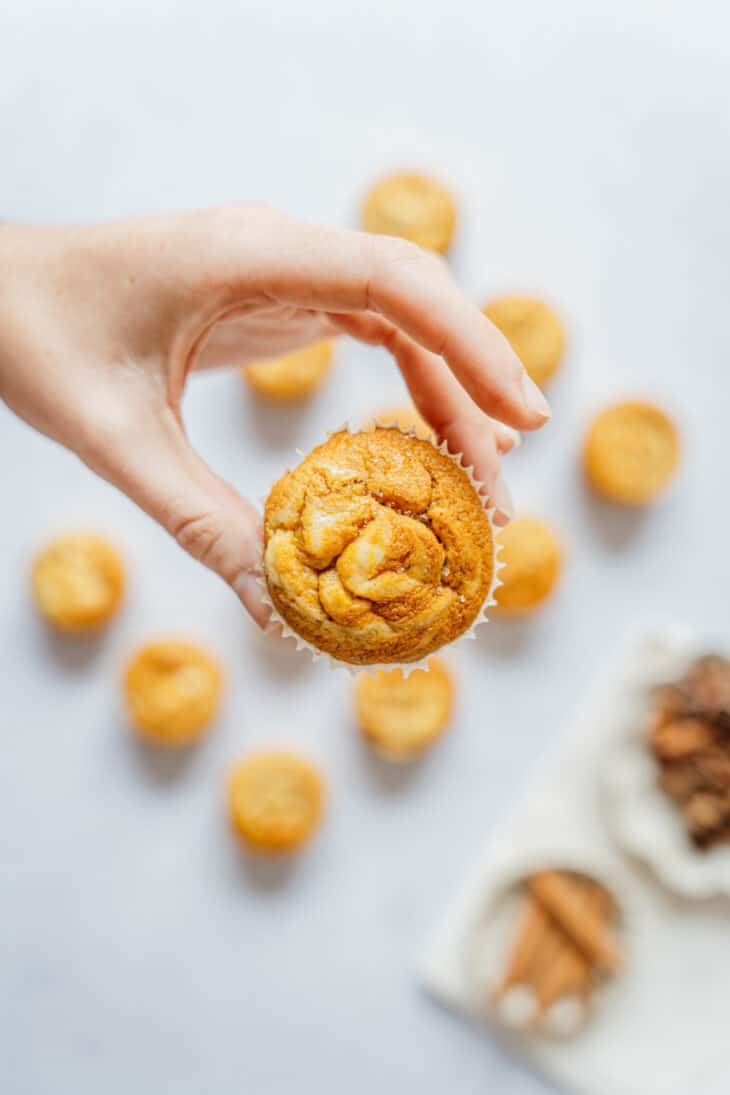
xmin=0 ymin=206 xmax=550 ymax=626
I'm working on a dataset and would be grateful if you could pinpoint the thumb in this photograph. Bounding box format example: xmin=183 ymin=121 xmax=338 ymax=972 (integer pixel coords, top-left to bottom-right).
xmin=84 ymin=409 xmax=270 ymax=626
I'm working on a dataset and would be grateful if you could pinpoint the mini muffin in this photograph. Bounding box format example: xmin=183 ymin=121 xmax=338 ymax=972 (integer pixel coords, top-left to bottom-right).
xmin=483 ymin=296 xmax=565 ymax=387
xmin=227 ymin=751 xmax=325 ymax=852
xmin=366 ymin=405 xmax=434 ymax=441
xmin=124 ymin=640 xmax=223 ymax=745
xmin=243 ymin=340 xmax=334 ymax=401
xmin=263 ymin=428 xmax=495 ymax=666
xmin=361 ymin=172 xmax=456 ymax=253
xmin=355 ymin=657 xmax=453 ymax=761
xmin=31 ymin=533 xmax=125 ymax=633
xmin=495 ymin=516 xmax=562 ymax=615
xmin=583 ymin=400 xmax=680 ymax=506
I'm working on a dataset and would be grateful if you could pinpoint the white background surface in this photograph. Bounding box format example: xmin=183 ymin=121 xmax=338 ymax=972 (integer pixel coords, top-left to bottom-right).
xmin=1 ymin=2 xmax=729 ymax=1093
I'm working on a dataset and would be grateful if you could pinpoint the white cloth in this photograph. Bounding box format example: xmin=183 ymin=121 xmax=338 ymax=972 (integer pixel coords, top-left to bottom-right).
xmin=421 ymin=632 xmax=730 ymax=1095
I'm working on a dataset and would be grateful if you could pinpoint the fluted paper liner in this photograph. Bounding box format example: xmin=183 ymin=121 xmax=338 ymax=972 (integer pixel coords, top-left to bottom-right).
xmin=466 ymin=847 xmax=631 ymax=1041
xmin=256 ymin=421 xmax=503 ymax=676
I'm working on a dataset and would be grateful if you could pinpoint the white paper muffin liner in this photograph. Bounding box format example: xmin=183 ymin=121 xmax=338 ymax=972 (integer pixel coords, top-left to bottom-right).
xmin=465 ymin=846 xmax=632 ymax=1041
xmin=602 ymin=635 xmax=730 ymax=899
xmin=257 ymin=421 xmax=503 ymax=676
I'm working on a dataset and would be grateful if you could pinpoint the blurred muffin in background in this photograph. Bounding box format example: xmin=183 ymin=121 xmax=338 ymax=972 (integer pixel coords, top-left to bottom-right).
xmin=365 ymin=404 xmax=434 ymax=440
xmin=124 ymin=640 xmax=223 ymax=746
xmin=242 ymin=340 xmax=334 ymax=401
xmin=227 ymin=751 xmax=325 ymax=852
xmin=483 ymin=295 xmax=565 ymax=388
xmin=583 ymin=400 xmax=680 ymax=506
xmin=362 ymin=171 xmax=456 ymax=254
xmin=355 ymin=658 xmax=454 ymax=761
xmin=32 ymin=533 xmax=125 ymax=633
xmin=495 ymin=516 xmax=562 ymax=615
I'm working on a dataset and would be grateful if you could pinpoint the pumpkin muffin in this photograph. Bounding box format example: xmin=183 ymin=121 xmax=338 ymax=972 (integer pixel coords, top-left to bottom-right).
xmin=263 ymin=428 xmax=495 ymax=666
xmin=243 ymin=339 xmax=334 ymax=401
xmin=483 ymin=295 xmax=565 ymax=387
xmin=495 ymin=516 xmax=563 ymax=615
xmin=355 ymin=657 xmax=453 ymax=761
xmin=32 ymin=533 xmax=125 ymax=633
xmin=583 ymin=400 xmax=680 ymax=506
xmin=227 ymin=751 xmax=325 ymax=852
xmin=361 ymin=172 xmax=456 ymax=253
xmin=123 ymin=640 xmax=223 ymax=745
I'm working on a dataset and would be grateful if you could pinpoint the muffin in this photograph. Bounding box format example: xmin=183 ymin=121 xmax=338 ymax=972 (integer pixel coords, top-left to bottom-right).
xmin=243 ymin=340 xmax=334 ymax=401
xmin=355 ymin=657 xmax=453 ymax=761
xmin=123 ymin=640 xmax=223 ymax=745
xmin=366 ymin=404 xmax=434 ymax=441
xmin=227 ymin=751 xmax=325 ymax=852
xmin=495 ymin=516 xmax=562 ymax=615
xmin=31 ymin=533 xmax=125 ymax=633
xmin=583 ymin=400 xmax=680 ymax=506
xmin=483 ymin=296 xmax=565 ymax=387
xmin=263 ymin=427 xmax=495 ymax=666
xmin=361 ymin=172 xmax=456 ymax=253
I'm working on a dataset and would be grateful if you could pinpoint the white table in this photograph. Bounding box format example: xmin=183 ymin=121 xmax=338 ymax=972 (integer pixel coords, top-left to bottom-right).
xmin=1 ymin=3 xmax=728 ymax=1092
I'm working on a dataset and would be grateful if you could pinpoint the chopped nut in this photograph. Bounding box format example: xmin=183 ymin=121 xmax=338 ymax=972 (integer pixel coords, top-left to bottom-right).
xmin=650 ymin=718 xmax=717 ymax=760
xmin=682 ymin=791 xmax=730 ymax=843
xmin=650 ymin=656 xmax=730 ymax=851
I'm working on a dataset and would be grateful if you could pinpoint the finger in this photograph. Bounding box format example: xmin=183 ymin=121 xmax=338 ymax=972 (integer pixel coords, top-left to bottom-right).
xmin=334 ymin=312 xmax=514 ymax=524
xmin=194 ymin=308 xmax=339 ymax=371
xmin=83 ymin=410 xmax=270 ymax=626
xmin=495 ymin=425 xmax=521 ymax=454
xmin=210 ymin=212 xmax=551 ymax=431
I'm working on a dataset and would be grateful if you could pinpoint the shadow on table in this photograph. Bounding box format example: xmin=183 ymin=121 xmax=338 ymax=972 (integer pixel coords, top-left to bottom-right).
xmin=245 ymin=626 xmax=313 ymax=683
xmin=41 ymin=624 xmax=110 ymax=672
xmin=358 ymin=731 xmax=438 ymax=793
xmin=126 ymin=732 xmax=200 ymax=785
xmin=476 ymin=615 xmax=536 ymax=659
xmin=240 ymin=387 xmax=315 ymax=450
xmin=229 ymin=843 xmax=301 ymax=892
xmin=579 ymin=485 xmax=647 ymax=550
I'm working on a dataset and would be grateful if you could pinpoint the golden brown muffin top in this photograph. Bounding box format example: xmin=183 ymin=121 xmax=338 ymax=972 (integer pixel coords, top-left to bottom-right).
xmin=483 ymin=295 xmax=565 ymax=388
xmin=495 ymin=516 xmax=563 ymax=614
xmin=583 ymin=400 xmax=680 ymax=506
xmin=228 ymin=751 xmax=325 ymax=853
xmin=355 ymin=657 xmax=453 ymax=760
xmin=32 ymin=533 xmax=125 ymax=633
xmin=361 ymin=172 xmax=456 ymax=253
xmin=123 ymin=640 xmax=223 ymax=746
xmin=263 ymin=428 xmax=495 ymax=666
xmin=243 ymin=340 xmax=333 ymax=401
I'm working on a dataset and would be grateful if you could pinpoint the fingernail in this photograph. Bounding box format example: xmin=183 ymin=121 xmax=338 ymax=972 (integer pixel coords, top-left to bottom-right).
xmin=491 ymin=470 xmax=514 ymax=526
xmin=497 ymin=425 xmax=522 ymax=451
xmin=521 ymin=372 xmax=552 ymax=420
xmin=233 ymin=569 xmax=271 ymax=628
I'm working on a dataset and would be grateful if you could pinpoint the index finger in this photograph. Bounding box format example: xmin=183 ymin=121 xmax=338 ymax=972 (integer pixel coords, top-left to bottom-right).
xmin=241 ymin=217 xmax=551 ymax=431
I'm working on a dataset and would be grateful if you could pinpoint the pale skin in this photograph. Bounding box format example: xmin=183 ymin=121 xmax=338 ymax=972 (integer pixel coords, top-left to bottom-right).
xmin=0 ymin=205 xmax=551 ymax=626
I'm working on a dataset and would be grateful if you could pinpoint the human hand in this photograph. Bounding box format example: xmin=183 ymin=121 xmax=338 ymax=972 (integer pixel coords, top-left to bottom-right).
xmin=0 ymin=206 xmax=550 ymax=625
